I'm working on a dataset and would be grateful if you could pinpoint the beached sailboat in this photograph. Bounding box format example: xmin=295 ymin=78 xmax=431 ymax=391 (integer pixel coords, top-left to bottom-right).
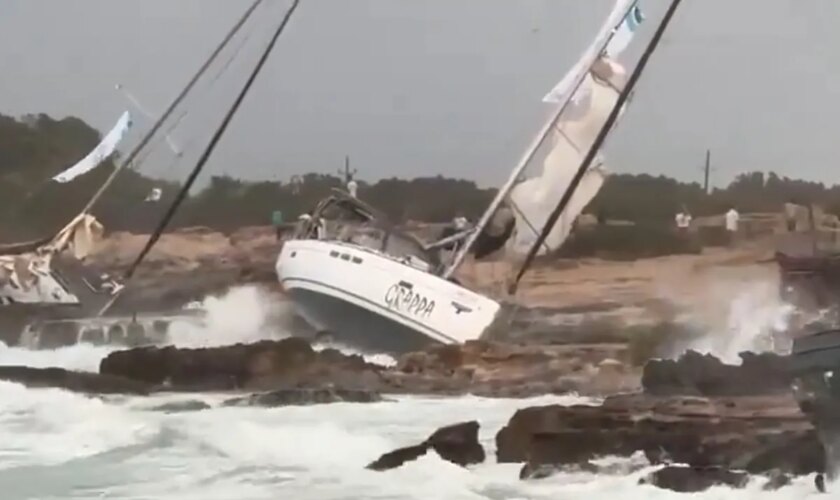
xmin=0 ymin=112 xmax=133 ymax=311
xmin=0 ymin=0 xmax=279 ymax=346
xmin=277 ymin=0 xmax=683 ymax=353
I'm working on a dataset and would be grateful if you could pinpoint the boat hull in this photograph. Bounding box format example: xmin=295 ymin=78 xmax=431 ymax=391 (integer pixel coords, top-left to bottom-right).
xmin=276 ymin=239 xmax=501 ymax=354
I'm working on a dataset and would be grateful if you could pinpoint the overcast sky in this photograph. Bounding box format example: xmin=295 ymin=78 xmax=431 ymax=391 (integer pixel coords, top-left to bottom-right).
xmin=1 ymin=0 xmax=836 ymax=189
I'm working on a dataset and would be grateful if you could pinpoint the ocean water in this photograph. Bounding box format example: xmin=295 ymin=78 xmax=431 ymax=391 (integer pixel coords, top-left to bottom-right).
xmin=0 ymin=286 xmax=828 ymax=499
xmin=0 ymin=350 xmax=828 ymax=500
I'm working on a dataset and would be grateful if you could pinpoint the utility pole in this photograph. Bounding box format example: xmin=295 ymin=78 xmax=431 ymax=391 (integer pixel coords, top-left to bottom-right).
xmin=701 ymin=149 xmax=714 ymax=194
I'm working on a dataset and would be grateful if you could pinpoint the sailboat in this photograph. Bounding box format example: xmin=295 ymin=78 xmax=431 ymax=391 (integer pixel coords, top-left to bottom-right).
xmin=277 ymin=0 xmax=682 ymax=353
xmin=0 ymin=0 xmax=283 ymax=347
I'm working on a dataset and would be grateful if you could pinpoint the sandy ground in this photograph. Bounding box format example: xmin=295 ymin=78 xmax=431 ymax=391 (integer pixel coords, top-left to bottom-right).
xmin=456 ymin=241 xmax=780 ymax=333
xmin=87 ymin=226 xmax=785 ymax=339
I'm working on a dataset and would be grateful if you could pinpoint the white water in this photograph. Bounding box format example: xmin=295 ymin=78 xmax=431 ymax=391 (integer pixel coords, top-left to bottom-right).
xmin=0 ymin=367 xmax=828 ymax=500
xmin=0 ymin=285 xmax=829 ymax=498
xmin=164 ymin=285 xmax=398 ymax=366
xmin=679 ymin=280 xmax=795 ymax=363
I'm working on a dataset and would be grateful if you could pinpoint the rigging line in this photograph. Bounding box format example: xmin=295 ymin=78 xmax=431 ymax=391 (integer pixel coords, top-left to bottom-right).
xmin=147 ymin=16 xmax=261 ymax=164
xmin=508 ymin=0 xmax=684 ymax=294
xmin=507 ymin=199 xmax=552 ymax=254
xmin=97 ymin=0 xmax=304 ymax=316
xmin=210 ymin=20 xmax=257 ymax=86
xmin=81 ymin=0 xmax=265 ymax=216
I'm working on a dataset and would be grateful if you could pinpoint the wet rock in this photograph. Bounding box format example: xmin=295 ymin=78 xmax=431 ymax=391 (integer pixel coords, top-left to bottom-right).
xmin=99 ymin=338 xmax=639 ymax=397
xmin=427 ymin=421 xmax=486 ymax=466
xmin=223 ymin=388 xmax=382 ymax=407
xmin=384 ymin=341 xmax=638 ymax=397
xmin=0 ymin=366 xmax=151 ymax=395
xmin=496 ymin=394 xmax=824 ymax=475
xmin=99 ymin=337 xmax=384 ymax=391
xmin=519 ymin=461 xmax=598 ymax=480
xmin=149 ymin=400 xmax=212 ymax=413
xmin=639 ymin=466 xmax=749 ymax=493
xmin=642 ymin=350 xmax=793 ymax=397
xmin=762 ymin=470 xmax=793 ymax=491
xmin=367 ymin=421 xmax=485 ymax=471
xmin=367 ymin=444 xmax=430 ymax=471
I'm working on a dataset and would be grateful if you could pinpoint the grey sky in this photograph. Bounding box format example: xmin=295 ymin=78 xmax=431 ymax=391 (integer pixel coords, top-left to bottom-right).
xmin=0 ymin=0 xmax=837 ymax=189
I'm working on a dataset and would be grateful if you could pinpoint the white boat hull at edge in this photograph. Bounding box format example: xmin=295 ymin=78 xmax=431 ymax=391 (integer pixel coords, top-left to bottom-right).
xmin=276 ymin=239 xmax=501 ymax=353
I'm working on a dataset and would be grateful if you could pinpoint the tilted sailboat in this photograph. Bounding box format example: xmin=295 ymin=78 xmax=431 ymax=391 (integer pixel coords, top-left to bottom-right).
xmin=0 ymin=0 xmax=284 ymax=346
xmin=0 ymin=112 xmax=132 ymax=309
xmin=277 ymin=0 xmax=683 ymax=353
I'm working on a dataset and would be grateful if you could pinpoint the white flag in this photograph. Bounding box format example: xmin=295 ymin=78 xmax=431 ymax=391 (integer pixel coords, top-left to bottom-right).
xmin=52 ymin=111 xmax=132 ymax=183
xmin=606 ymin=3 xmax=645 ymax=57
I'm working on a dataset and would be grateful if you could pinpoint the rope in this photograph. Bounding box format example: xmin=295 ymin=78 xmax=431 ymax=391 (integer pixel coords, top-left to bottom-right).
xmin=97 ymin=0 xmax=304 ymax=316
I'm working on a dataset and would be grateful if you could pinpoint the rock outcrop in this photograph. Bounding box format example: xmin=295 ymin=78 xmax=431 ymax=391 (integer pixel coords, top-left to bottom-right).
xmin=642 ymin=350 xmax=793 ymax=396
xmin=222 ymin=388 xmax=382 ymax=407
xmin=639 ymin=466 xmax=749 ymax=493
xmin=367 ymin=421 xmax=485 ymax=471
xmin=98 ymin=338 xmax=638 ymax=397
xmin=99 ymin=337 xmax=382 ymax=391
xmin=383 ymin=340 xmax=639 ymax=397
xmin=496 ymin=394 xmax=824 ymax=476
xmin=0 ymin=366 xmax=151 ymax=395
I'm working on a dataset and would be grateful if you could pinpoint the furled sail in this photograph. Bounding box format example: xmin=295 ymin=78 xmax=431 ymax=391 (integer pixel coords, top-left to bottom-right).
xmin=506 ymin=0 xmax=644 ymax=257
xmin=51 ymin=111 xmax=133 ymax=183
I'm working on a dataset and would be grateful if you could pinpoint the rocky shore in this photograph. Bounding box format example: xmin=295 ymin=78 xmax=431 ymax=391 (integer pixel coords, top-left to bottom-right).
xmin=0 ymin=336 xmax=828 ymax=493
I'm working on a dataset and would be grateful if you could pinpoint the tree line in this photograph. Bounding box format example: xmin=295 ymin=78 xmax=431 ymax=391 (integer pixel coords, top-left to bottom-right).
xmin=2 ymin=112 xmax=839 ymax=242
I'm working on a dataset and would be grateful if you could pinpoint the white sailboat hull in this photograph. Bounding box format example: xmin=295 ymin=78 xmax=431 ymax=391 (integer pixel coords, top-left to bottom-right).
xmin=276 ymin=239 xmax=501 ymax=353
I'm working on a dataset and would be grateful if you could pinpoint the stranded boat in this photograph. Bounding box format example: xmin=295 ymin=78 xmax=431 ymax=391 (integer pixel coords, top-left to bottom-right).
xmin=278 ymin=0 xmax=684 ymax=353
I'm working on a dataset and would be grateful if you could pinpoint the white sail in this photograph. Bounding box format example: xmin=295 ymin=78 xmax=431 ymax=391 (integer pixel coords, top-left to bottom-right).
xmin=52 ymin=111 xmax=133 ymax=183
xmin=506 ymin=2 xmax=643 ymax=257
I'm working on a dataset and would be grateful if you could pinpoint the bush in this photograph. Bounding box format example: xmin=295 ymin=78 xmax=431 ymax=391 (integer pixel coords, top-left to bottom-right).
xmin=557 ymin=223 xmax=701 ymax=261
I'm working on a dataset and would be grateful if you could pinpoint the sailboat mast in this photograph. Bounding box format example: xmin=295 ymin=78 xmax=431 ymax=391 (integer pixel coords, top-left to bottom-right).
xmin=81 ymin=0 xmax=264 ymax=215
xmin=508 ymin=0 xmax=684 ymax=294
xmin=97 ymin=0 xmax=304 ymax=316
xmin=442 ymin=1 xmax=639 ymax=280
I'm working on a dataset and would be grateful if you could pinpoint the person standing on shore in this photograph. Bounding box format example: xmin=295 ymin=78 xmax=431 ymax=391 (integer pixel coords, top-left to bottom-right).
xmin=725 ymin=206 xmax=740 ymax=246
xmin=784 ymin=199 xmax=799 ymax=232
xmin=675 ymin=205 xmax=692 ymax=235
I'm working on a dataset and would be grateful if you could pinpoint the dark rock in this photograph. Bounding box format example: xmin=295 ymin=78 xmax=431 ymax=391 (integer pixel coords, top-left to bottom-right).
xmin=640 ymin=466 xmax=749 ymax=493
xmin=367 ymin=444 xmax=429 ymax=471
xmin=149 ymin=400 xmax=212 ymax=413
xmin=816 ymin=473 xmax=826 ymax=493
xmin=384 ymin=341 xmax=637 ymax=397
xmin=519 ymin=461 xmax=598 ymax=480
xmin=520 ymin=463 xmax=560 ymax=480
xmin=642 ymin=350 xmax=792 ymax=397
xmin=368 ymin=420 xmax=485 ymax=471
xmin=99 ymin=338 xmax=637 ymax=397
xmin=222 ymin=388 xmax=382 ymax=407
xmin=99 ymin=337 xmax=384 ymax=391
xmin=496 ymin=394 xmax=824 ymax=475
xmin=762 ymin=470 xmax=793 ymax=491
xmin=426 ymin=421 xmax=485 ymax=467
xmin=0 ymin=366 xmax=150 ymax=395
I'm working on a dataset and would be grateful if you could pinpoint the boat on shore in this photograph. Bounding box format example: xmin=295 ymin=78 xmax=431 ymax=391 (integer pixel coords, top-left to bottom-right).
xmin=278 ymin=0 xmax=681 ymax=353
xmin=0 ymin=0 xmax=273 ymax=347
xmin=277 ymin=191 xmax=503 ymax=353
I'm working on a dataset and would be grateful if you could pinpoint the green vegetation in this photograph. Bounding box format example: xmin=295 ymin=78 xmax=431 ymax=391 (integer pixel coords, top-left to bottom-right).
xmin=3 ymin=112 xmax=840 ymax=258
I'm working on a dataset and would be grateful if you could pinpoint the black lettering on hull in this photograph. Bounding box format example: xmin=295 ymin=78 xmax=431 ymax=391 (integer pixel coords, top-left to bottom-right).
xmin=384 ymin=283 xmax=435 ymax=319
